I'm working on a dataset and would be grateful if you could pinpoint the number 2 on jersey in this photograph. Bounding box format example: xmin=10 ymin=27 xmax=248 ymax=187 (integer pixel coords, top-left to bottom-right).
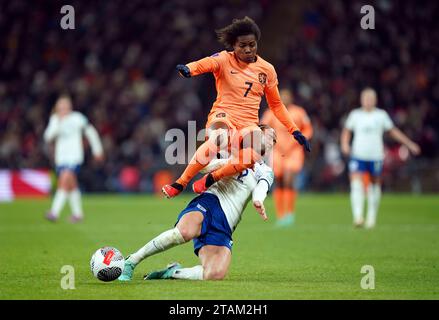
xmin=236 ymin=169 xmax=249 ymax=183
xmin=244 ymin=82 xmax=253 ymax=97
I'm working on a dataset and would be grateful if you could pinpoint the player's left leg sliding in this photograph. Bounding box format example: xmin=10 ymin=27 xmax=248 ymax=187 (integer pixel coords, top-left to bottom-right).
xmin=172 ymin=265 xmax=204 ymax=280
xmin=145 ymin=264 xmax=203 ymax=280
xmin=365 ymin=183 xmax=381 ymax=229
xmin=118 ymin=227 xmax=186 ymax=281
xmin=145 ymin=245 xmax=231 ymax=281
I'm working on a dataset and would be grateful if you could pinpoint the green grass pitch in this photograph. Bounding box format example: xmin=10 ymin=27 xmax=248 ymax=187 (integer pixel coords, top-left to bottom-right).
xmin=1 ymin=193 xmax=438 ymax=299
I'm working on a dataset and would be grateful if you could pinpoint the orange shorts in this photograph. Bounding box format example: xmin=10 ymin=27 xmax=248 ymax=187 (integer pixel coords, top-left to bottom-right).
xmin=205 ymin=110 xmax=261 ymax=151
xmin=272 ymin=147 xmax=304 ymax=177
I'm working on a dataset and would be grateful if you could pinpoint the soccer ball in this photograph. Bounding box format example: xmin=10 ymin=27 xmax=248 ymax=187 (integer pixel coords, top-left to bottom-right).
xmin=90 ymin=246 xmax=125 ymax=282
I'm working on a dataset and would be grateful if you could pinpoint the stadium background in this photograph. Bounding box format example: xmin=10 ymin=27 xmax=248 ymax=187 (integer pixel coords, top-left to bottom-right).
xmin=1 ymin=0 xmax=438 ymax=196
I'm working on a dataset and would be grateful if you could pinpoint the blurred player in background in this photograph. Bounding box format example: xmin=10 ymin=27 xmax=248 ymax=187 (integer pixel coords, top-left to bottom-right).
xmin=162 ymin=16 xmax=310 ymax=199
xmin=262 ymin=88 xmax=313 ymax=227
xmin=43 ymin=94 xmax=104 ymax=223
xmin=341 ymin=88 xmax=421 ymax=229
xmin=118 ymin=125 xmax=276 ymax=281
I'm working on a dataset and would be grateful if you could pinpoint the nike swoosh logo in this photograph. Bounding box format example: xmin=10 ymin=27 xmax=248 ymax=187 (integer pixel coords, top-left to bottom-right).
xmin=230 ymin=70 xmax=239 ymax=74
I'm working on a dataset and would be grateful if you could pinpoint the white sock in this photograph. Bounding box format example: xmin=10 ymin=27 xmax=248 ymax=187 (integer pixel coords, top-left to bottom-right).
xmin=366 ymin=183 xmax=381 ymax=228
xmin=350 ymin=179 xmax=365 ymax=224
xmin=172 ymin=265 xmax=204 ymax=280
xmin=69 ymin=189 xmax=83 ymax=217
xmin=50 ymin=189 xmax=68 ymax=217
xmin=128 ymin=227 xmax=186 ymax=265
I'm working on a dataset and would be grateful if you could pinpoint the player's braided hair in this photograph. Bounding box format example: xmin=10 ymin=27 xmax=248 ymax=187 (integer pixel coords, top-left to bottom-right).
xmin=216 ymin=16 xmax=261 ymax=50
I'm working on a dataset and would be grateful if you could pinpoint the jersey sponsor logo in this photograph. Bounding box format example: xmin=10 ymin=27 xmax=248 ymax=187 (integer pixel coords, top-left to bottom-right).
xmin=258 ymin=72 xmax=267 ymax=84
xmin=196 ymin=204 xmax=207 ymax=213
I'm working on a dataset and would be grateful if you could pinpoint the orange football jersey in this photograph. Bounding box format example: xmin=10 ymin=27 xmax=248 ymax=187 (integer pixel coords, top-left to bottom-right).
xmin=186 ymin=50 xmax=298 ymax=132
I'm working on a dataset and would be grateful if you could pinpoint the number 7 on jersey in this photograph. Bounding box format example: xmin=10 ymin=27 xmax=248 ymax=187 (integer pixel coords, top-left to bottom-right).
xmin=244 ymin=82 xmax=253 ymax=97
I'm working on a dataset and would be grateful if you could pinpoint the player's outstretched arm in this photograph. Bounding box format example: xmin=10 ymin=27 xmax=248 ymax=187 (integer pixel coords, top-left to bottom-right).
xmin=340 ymin=128 xmax=352 ymax=156
xmin=252 ymin=161 xmax=274 ymax=221
xmin=176 ymin=64 xmax=191 ymax=78
xmin=177 ymin=54 xmax=223 ymax=78
xmin=252 ymin=180 xmax=269 ymax=221
xmin=265 ymin=85 xmax=311 ymax=152
xmin=388 ymin=127 xmax=421 ymax=155
xmin=84 ymin=124 xmax=104 ymax=161
xmin=43 ymin=114 xmax=59 ymax=143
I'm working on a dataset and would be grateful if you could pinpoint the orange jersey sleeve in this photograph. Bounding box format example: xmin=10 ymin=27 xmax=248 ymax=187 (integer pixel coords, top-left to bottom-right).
xmin=186 ymin=51 xmax=228 ymax=77
xmin=265 ymin=84 xmax=299 ymax=134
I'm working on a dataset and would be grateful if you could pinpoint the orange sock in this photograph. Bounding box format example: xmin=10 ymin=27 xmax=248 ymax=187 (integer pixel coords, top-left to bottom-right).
xmin=176 ymin=139 xmax=218 ymax=187
xmin=284 ymin=189 xmax=297 ymax=214
xmin=211 ymin=147 xmax=261 ymax=181
xmin=273 ymin=188 xmax=286 ymax=219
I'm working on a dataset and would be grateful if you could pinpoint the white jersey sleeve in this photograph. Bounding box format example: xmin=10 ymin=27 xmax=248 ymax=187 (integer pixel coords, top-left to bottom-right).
xmin=344 ymin=110 xmax=356 ymax=130
xmin=43 ymin=114 xmax=60 ymax=142
xmin=76 ymin=112 xmax=89 ymax=129
xmin=253 ymin=162 xmax=274 ymax=189
xmin=252 ymin=162 xmax=274 ymax=203
xmin=84 ymin=124 xmax=103 ymax=157
xmin=252 ymin=180 xmax=269 ymax=203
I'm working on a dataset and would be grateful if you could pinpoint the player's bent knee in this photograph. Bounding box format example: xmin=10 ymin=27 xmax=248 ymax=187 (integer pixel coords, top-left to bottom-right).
xmin=203 ymin=267 xmax=227 ymax=280
xmin=176 ymin=215 xmax=202 ymax=241
xmin=176 ymin=225 xmax=196 ymax=242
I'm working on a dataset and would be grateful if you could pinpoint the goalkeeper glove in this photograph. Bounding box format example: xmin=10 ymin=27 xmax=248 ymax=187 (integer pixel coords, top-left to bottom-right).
xmin=176 ymin=64 xmax=191 ymax=78
xmin=293 ymin=130 xmax=311 ymax=152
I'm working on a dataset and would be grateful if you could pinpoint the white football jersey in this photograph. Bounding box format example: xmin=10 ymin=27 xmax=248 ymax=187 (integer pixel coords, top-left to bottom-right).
xmin=205 ymin=161 xmax=274 ymax=232
xmin=44 ymin=112 xmax=89 ymax=166
xmin=344 ymin=108 xmax=394 ymax=161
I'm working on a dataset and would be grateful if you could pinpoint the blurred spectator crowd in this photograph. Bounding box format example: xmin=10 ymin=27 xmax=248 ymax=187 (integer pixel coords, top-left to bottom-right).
xmin=275 ymin=0 xmax=439 ymax=191
xmin=0 ymin=0 xmax=438 ymax=192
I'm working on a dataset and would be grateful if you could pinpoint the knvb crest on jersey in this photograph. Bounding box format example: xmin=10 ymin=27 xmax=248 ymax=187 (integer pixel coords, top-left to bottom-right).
xmin=258 ymin=72 xmax=267 ymax=85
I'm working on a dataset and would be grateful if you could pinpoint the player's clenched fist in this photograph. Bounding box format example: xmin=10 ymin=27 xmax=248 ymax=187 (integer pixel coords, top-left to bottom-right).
xmin=176 ymin=64 xmax=191 ymax=78
xmin=292 ymin=130 xmax=311 ymax=152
